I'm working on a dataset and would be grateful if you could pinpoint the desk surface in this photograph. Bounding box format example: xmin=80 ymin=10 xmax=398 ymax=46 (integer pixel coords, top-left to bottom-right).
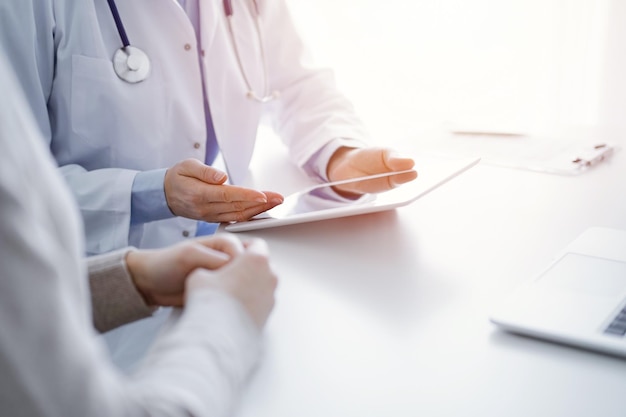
xmin=231 ymin=129 xmax=626 ymax=417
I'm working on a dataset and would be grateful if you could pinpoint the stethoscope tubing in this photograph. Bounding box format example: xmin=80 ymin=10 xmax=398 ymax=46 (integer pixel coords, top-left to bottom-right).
xmin=223 ymin=0 xmax=234 ymax=16
xmin=223 ymin=0 xmax=259 ymax=17
xmin=223 ymin=0 xmax=277 ymax=102
xmin=106 ymin=0 xmax=277 ymax=101
xmin=106 ymin=0 xmax=131 ymax=48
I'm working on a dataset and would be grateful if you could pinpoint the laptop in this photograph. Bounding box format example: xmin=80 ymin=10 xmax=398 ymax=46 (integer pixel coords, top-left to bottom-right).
xmin=490 ymin=227 xmax=626 ymax=357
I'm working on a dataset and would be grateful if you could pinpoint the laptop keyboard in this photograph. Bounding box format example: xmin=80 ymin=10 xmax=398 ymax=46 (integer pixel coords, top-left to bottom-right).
xmin=604 ymin=305 xmax=626 ymax=336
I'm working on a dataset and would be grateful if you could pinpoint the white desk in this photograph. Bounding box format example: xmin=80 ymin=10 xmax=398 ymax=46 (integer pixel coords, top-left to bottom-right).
xmin=231 ymin=130 xmax=626 ymax=417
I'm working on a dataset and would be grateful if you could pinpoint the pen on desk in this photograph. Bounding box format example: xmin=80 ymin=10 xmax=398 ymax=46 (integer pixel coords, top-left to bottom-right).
xmin=572 ymin=144 xmax=614 ymax=167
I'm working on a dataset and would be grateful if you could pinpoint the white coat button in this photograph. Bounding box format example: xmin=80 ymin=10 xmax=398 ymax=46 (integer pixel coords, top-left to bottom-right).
xmin=193 ymin=142 xmax=201 ymax=149
xmin=182 ymin=230 xmax=190 ymax=237
xmin=184 ymin=43 xmax=192 ymax=51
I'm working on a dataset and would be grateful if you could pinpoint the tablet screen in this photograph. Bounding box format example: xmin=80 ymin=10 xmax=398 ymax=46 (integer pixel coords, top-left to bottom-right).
xmin=255 ymin=170 xmax=414 ymax=220
xmin=224 ymin=154 xmax=480 ymax=232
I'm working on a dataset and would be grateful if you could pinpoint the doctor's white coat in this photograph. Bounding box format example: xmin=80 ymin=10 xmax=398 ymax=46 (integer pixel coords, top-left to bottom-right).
xmin=0 ymin=0 xmax=369 ymax=254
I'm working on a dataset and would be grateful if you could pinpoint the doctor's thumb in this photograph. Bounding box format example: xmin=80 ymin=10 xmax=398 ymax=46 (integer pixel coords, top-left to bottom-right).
xmin=173 ymin=158 xmax=228 ymax=184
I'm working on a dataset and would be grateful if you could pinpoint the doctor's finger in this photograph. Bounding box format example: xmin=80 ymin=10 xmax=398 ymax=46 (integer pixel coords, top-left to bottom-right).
xmin=210 ymin=201 xmax=282 ymax=223
xmin=190 ymin=199 xmax=280 ymax=223
xmin=173 ymin=158 xmax=229 ymax=184
xmin=335 ymin=170 xmax=418 ymax=194
xmin=382 ymin=149 xmax=416 ymax=172
xmin=352 ymin=147 xmax=416 ymax=174
xmin=203 ymin=185 xmax=281 ymax=204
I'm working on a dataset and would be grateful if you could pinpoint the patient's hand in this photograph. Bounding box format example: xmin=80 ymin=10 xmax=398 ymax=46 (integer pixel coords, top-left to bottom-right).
xmin=125 ymin=234 xmax=244 ymax=306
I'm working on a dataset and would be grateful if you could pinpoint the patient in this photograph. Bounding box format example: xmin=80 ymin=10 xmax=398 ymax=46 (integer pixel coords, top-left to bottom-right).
xmin=0 ymin=55 xmax=277 ymax=416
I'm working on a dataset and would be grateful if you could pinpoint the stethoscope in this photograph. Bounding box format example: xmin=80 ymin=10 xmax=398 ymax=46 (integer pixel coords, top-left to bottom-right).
xmin=105 ymin=0 xmax=279 ymax=102
xmin=106 ymin=0 xmax=150 ymax=84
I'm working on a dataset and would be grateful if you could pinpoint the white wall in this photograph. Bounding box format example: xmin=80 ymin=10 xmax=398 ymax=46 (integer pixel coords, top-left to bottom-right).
xmin=285 ymin=0 xmax=611 ymax=142
xmin=599 ymin=0 xmax=626 ymax=136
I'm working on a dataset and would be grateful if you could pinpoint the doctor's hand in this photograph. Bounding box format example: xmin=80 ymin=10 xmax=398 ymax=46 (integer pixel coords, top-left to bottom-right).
xmin=186 ymin=238 xmax=278 ymax=329
xmin=327 ymin=147 xmax=417 ymax=196
xmin=164 ymin=159 xmax=284 ymax=223
xmin=125 ymin=234 xmax=245 ymax=307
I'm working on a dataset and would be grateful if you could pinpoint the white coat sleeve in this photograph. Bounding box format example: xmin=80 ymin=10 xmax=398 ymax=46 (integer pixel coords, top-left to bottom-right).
xmin=261 ymin=0 xmax=371 ymax=171
xmin=0 ymin=1 xmax=138 ymax=254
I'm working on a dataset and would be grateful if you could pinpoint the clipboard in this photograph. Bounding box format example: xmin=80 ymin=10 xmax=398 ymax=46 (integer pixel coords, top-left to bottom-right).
xmin=432 ymin=132 xmax=617 ymax=175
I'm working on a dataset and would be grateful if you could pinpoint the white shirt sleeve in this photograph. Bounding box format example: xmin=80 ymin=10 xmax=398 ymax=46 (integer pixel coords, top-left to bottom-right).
xmin=261 ymin=0 xmax=372 ymax=171
xmin=303 ymin=138 xmax=367 ymax=182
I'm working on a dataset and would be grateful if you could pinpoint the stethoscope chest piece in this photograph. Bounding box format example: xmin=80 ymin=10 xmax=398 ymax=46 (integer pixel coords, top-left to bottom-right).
xmin=113 ymin=46 xmax=151 ymax=83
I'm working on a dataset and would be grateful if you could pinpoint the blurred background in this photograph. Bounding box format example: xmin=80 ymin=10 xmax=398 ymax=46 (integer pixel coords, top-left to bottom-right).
xmin=285 ymin=0 xmax=625 ymax=145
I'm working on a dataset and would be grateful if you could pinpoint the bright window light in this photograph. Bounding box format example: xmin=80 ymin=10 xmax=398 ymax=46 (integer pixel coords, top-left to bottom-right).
xmin=286 ymin=0 xmax=610 ymax=141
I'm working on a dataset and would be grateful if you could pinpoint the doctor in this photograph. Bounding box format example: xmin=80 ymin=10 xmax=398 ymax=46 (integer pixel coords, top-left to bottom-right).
xmin=0 ymin=0 xmax=416 ymax=255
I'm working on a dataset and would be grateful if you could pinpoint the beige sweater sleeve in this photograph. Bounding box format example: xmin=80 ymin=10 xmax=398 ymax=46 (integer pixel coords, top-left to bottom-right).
xmin=87 ymin=248 xmax=156 ymax=333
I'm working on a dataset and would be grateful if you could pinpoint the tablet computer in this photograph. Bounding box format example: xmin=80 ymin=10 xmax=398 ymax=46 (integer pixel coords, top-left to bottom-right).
xmin=225 ymin=154 xmax=480 ymax=232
